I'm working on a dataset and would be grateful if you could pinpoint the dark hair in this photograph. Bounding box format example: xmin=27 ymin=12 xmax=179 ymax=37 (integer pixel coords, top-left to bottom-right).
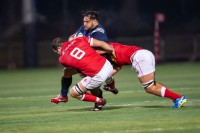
xmin=83 ymin=10 xmax=99 ymax=20
xmin=51 ymin=37 xmax=64 ymax=51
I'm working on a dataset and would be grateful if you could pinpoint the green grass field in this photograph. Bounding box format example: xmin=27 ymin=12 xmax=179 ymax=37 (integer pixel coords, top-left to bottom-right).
xmin=0 ymin=62 xmax=200 ymax=133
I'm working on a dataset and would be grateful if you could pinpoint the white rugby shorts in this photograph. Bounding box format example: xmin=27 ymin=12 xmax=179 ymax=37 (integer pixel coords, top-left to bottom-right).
xmin=80 ymin=60 xmax=113 ymax=90
xmin=131 ymin=49 xmax=155 ymax=77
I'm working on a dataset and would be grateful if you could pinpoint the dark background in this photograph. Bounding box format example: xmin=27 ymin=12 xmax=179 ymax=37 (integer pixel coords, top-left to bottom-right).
xmin=0 ymin=0 xmax=200 ymax=68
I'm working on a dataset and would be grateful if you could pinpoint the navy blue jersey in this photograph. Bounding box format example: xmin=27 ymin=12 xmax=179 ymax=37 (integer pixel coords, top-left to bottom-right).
xmin=74 ymin=24 xmax=108 ymax=42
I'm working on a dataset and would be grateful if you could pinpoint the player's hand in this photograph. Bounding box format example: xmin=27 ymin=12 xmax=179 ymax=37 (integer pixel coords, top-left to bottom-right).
xmin=68 ymin=34 xmax=75 ymax=41
xmin=111 ymin=49 xmax=116 ymax=58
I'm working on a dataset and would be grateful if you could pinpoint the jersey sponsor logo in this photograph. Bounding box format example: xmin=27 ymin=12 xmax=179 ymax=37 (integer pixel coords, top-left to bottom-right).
xmin=70 ymin=47 xmax=85 ymax=60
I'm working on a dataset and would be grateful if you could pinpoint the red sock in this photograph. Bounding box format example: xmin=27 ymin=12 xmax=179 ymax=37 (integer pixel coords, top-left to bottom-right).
xmin=81 ymin=93 xmax=100 ymax=103
xmin=161 ymin=87 xmax=182 ymax=101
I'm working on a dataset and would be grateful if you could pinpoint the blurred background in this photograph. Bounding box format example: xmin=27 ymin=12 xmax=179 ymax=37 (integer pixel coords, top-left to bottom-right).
xmin=0 ymin=0 xmax=200 ymax=69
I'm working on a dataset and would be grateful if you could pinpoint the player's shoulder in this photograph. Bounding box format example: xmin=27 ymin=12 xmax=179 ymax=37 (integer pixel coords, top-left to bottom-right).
xmin=74 ymin=36 xmax=88 ymax=41
xmin=74 ymin=36 xmax=90 ymax=43
xmin=91 ymin=24 xmax=105 ymax=34
xmin=74 ymin=25 xmax=85 ymax=37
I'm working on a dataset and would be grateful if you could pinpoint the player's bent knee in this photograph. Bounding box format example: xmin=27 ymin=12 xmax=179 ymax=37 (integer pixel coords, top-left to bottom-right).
xmin=69 ymin=88 xmax=76 ymax=98
xmin=70 ymin=84 xmax=84 ymax=98
xmin=142 ymin=80 xmax=156 ymax=93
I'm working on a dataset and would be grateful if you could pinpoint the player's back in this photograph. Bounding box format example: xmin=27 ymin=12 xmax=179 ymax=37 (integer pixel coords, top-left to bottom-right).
xmin=59 ymin=37 xmax=106 ymax=76
xmin=109 ymin=42 xmax=142 ymax=65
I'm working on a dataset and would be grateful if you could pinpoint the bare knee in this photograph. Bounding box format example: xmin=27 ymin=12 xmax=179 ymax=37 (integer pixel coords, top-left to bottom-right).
xmin=145 ymin=86 xmax=156 ymax=94
xmin=69 ymin=88 xmax=77 ymax=98
xmin=144 ymin=83 xmax=163 ymax=97
xmin=142 ymin=80 xmax=155 ymax=93
xmin=70 ymin=84 xmax=85 ymax=100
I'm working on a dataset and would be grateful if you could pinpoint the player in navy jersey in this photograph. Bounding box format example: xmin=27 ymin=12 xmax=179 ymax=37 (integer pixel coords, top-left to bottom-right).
xmin=69 ymin=11 xmax=108 ymax=42
xmin=51 ymin=10 xmax=118 ymax=111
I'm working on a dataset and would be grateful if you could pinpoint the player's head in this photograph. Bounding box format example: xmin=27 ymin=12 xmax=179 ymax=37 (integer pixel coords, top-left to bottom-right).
xmin=82 ymin=10 xmax=99 ymax=30
xmin=52 ymin=37 xmax=64 ymax=54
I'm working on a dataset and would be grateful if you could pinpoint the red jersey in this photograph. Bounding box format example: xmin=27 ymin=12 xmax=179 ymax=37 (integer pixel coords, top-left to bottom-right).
xmin=59 ymin=37 xmax=106 ymax=76
xmin=109 ymin=42 xmax=142 ymax=65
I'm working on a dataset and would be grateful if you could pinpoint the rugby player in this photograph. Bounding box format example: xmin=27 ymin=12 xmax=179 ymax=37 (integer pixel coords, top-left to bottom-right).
xmin=51 ymin=11 xmax=118 ymax=110
xmin=51 ymin=36 xmax=115 ymax=107
xmin=98 ymin=42 xmax=187 ymax=108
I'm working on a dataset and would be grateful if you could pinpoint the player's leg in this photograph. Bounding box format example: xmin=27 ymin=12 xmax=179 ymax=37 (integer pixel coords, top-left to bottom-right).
xmin=139 ymin=72 xmax=186 ymax=108
xmin=69 ymin=76 xmax=107 ymax=109
xmin=79 ymin=72 xmax=104 ymax=110
xmin=133 ymin=49 xmax=186 ymax=108
xmin=51 ymin=67 xmax=78 ymax=104
xmin=138 ymin=72 xmax=182 ymax=98
xmin=70 ymin=60 xmax=113 ymax=109
xmin=103 ymin=76 xmax=118 ymax=94
xmin=90 ymin=87 xmax=104 ymax=111
xmin=61 ymin=67 xmax=78 ymax=97
xmin=103 ymin=65 xmax=120 ymax=94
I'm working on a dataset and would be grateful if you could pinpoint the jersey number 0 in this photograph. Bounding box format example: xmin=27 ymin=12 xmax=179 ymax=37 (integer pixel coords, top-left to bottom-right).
xmin=70 ymin=47 xmax=85 ymax=60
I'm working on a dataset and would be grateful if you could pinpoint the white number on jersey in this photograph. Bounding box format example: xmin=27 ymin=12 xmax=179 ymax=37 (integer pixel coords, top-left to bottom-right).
xmin=70 ymin=47 xmax=85 ymax=60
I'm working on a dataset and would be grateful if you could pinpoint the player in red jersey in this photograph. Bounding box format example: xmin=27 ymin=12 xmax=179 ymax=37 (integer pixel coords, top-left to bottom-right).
xmin=51 ymin=36 xmax=114 ymax=107
xmin=102 ymin=42 xmax=187 ymax=108
xmin=51 ymin=11 xmax=118 ymax=109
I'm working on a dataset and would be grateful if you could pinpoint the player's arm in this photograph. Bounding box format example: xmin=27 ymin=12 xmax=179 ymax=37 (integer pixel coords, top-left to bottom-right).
xmin=112 ymin=65 xmax=122 ymax=76
xmin=91 ymin=32 xmax=108 ymax=43
xmin=68 ymin=34 xmax=75 ymax=41
xmin=93 ymin=47 xmax=108 ymax=55
xmin=90 ymin=38 xmax=115 ymax=55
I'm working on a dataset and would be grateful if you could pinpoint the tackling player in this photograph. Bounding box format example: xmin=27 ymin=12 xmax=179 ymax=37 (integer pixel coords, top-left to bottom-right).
xmin=51 ymin=36 xmax=115 ymax=108
xmin=51 ymin=10 xmax=118 ymax=111
xmin=99 ymin=42 xmax=187 ymax=108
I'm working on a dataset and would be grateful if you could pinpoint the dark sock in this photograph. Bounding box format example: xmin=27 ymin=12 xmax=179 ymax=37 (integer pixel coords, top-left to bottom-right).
xmin=98 ymin=89 xmax=103 ymax=98
xmin=61 ymin=77 xmax=72 ymax=97
xmin=90 ymin=88 xmax=103 ymax=98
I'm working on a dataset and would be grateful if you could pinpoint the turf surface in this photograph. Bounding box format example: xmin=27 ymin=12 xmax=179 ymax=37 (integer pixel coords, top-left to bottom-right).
xmin=0 ymin=62 xmax=200 ymax=133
